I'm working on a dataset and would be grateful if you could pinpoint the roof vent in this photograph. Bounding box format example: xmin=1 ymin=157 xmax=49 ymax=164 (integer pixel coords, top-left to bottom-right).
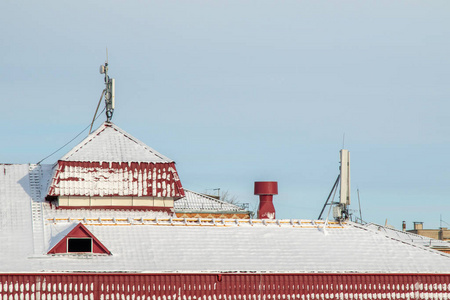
xmin=254 ymin=181 xmax=278 ymax=219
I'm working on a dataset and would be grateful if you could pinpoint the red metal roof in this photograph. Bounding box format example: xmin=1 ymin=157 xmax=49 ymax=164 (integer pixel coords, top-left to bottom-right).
xmin=1 ymin=273 xmax=450 ymax=299
xmin=48 ymin=160 xmax=184 ymax=198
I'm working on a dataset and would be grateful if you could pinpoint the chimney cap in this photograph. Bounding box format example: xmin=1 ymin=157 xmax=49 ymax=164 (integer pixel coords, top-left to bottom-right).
xmin=254 ymin=181 xmax=278 ymax=195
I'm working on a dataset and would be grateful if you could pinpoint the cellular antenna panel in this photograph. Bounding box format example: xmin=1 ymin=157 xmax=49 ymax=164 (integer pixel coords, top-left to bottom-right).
xmin=339 ymin=149 xmax=350 ymax=205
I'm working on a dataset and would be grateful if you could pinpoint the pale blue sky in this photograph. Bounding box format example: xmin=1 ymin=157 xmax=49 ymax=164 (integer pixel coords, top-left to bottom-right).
xmin=1 ymin=1 xmax=450 ymax=229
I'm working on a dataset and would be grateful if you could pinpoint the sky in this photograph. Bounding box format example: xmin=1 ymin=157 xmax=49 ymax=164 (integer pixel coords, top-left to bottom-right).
xmin=1 ymin=1 xmax=450 ymax=230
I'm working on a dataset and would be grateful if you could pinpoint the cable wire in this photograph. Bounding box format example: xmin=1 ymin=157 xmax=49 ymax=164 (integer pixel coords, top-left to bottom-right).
xmin=90 ymin=89 xmax=106 ymax=134
xmin=36 ymin=107 xmax=106 ymax=165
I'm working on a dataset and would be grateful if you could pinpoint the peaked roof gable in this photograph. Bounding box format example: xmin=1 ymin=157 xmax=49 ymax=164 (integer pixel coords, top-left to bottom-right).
xmin=61 ymin=122 xmax=173 ymax=163
xmin=48 ymin=223 xmax=111 ymax=255
xmin=47 ymin=122 xmax=185 ymax=198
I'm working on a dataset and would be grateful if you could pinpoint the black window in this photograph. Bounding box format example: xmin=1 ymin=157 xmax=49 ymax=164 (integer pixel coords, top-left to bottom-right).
xmin=67 ymin=238 xmax=92 ymax=253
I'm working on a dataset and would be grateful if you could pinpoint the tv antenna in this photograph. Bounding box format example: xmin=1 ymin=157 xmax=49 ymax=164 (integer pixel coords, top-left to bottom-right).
xmin=89 ymin=50 xmax=116 ymax=133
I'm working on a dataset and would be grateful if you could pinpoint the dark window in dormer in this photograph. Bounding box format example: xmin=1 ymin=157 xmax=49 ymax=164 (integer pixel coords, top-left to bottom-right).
xmin=68 ymin=238 xmax=92 ymax=253
xmin=48 ymin=223 xmax=111 ymax=255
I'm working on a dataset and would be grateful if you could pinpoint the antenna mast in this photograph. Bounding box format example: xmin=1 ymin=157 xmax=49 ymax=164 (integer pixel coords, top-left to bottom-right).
xmin=99 ymin=50 xmax=115 ymax=122
xmin=89 ymin=52 xmax=116 ymax=134
xmin=335 ymin=149 xmax=351 ymax=221
xmin=318 ymin=149 xmax=351 ymax=222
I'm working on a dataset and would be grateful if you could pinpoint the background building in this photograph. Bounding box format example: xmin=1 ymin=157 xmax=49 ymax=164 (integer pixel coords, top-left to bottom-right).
xmin=407 ymin=221 xmax=450 ymax=242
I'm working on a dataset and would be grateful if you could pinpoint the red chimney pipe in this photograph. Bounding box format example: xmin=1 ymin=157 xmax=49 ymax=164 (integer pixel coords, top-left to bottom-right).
xmin=254 ymin=181 xmax=278 ymax=219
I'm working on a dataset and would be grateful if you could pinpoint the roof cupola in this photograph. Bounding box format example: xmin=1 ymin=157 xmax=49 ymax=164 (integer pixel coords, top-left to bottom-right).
xmin=47 ymin=122 xmax=184 ymax=211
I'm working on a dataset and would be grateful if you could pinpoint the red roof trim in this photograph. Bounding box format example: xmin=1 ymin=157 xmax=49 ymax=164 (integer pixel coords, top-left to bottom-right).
xmin=57 ymin=206 xmax=173 ymax=213
xmin=48 ymin=161 xmax=185 ymax=198
xmin=47 ymin=223 xmax=111 ymax=255
xmin=1 ymin=273 xmax=450 ymax=298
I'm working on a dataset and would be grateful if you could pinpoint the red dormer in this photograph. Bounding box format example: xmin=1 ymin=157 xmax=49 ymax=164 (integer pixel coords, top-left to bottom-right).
xmin=48 ymin=223 xmax=111 ymax=255
xmin=46 ymin=122 xmax=184 ymax=212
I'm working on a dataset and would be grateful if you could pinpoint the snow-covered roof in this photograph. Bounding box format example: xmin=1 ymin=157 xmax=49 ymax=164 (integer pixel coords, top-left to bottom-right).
xmin=175 ymin=189 xmax=248 ymax=212
xmin=47 ymin=122 xmax=184 ymax=198
xmin=60 ymin=122 xmax=173 ymax=163
xmin=2 ymin=163 xmax=450 ymax=274
xmin=363 ymin=222 xmax=450 ymax=249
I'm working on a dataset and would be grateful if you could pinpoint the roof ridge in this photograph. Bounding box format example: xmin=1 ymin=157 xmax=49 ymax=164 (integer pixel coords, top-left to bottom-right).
xmin=45 ymin=217 xmax=345 ymax=228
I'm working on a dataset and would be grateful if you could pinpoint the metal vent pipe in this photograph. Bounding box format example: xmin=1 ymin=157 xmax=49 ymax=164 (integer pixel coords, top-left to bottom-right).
xmin=254 ymin=181 xmax=278 ymax=219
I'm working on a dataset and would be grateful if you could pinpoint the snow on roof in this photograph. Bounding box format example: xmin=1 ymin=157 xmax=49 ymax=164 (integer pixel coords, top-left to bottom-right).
xmin=0 ymin=164 xmax=34 ymax=268
xmin=2 ymin=163 xmax=450 ymax=274
xmin=175 ymin=189 xmax=247 ymax=212
xmin=364 ymin=222 xmax=450 ymax=249
xmin=46 ymin=122 xmax=184 ymax=198
xmin=47 ymin=161 xmax=184 ymax=198
xmin=60 ymin=122 xmax=173 ymax=163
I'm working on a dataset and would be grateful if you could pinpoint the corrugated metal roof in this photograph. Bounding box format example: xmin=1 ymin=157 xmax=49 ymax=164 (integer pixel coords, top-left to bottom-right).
xmin=175 ymin=189 xmax=247 ymax=212
xmin=61 ymin=122 xmax=173 ymax=163
xmin=2 ymin=273 xmax=450 ymax=299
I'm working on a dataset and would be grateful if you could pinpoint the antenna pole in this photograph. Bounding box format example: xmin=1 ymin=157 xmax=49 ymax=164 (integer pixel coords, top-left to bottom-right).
xmin=357 ymin=188 xmax=362 ymax=223
xmin=99 ymin=52 xmax=115 ymax=122
xmin=89 ymin=89 xmax=106 ymax=134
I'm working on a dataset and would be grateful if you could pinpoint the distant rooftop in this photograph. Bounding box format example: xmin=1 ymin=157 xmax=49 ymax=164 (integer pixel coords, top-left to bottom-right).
xmin=175 ymin=189 xmax=248 ymax=212
xmin=364 ymin=223 xmax=450 ymax=249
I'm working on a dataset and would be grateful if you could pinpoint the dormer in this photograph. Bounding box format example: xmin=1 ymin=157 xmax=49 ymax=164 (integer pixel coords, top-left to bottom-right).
xmin=48 ymin=223 xmax=111 ymax=255
xmin=46 ymin=122 xmax=184 ymax=211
